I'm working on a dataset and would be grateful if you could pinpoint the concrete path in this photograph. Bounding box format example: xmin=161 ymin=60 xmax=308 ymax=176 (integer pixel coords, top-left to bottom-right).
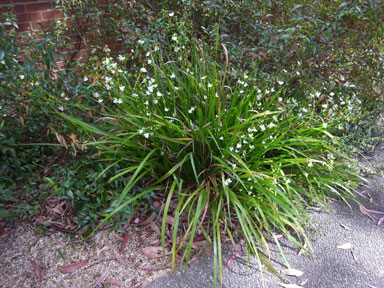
xmin=145 ymin=159 xmax=384 ymax=287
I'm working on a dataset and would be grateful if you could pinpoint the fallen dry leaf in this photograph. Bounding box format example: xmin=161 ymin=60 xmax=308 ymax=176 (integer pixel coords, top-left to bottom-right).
xmin=139 ymin=264 xmax=171 ymax=271
xmin=113 ymin=249 xmax=127 ymax=266
xmin=339 ymin=223 xmax=351 ymax=230
xmin=29 ymin=258 xmax=43 ymax=280
xmin=103 ymin=279 xmax=125 ymax=287
xmin=359 ymin=206 xmax=374 ymax=220
xmin=337 ymin=243 xmax=352 ymax=250
xmin=0 ymin=227 xmax=7 ymax=234
xmin=226 ymin=252 xmax=240 ymax=267
xmin=119 ymin=231 xmax=130 ymax=253
xmin=91 ymin=266 xmax=110 ymax=288
xmin=282 ymin=268 xmax=304 ymax=277
xmin=142 ymin=246 xmax=168 ymax=259
xmin=96 ymin=245 xmax=112 ymax=257
xmin=60 ymin=259 xmax=89 ymax=273
xmin=278 ymin=283 xmax=303 ymax=288
xmin=377 ymin=217 xmax=384 ymax=226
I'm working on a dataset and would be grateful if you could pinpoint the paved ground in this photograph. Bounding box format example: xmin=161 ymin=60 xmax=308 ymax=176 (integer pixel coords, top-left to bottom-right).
xmin=145 ymin=155 xmax=384 ymax=288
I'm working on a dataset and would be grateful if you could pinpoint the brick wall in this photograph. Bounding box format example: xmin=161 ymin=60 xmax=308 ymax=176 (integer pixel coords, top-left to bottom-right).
xmin=0 ymin=0 xmax=123 ymax=62
xmin=0 ymin=1 xmax=62 ymax=32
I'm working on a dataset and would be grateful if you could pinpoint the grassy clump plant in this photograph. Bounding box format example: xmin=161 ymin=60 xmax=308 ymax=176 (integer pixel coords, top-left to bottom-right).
xmin=61 ymin=43 xmax=364 ymax=286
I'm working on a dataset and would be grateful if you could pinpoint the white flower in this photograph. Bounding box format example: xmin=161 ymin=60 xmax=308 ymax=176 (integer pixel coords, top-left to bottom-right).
xmin=118 ymin=55 xmax=125 ymax=61
xmin=229 ymin=147 xmax=234 ymax=152
xmin=138 ymin=39 xmax=144 ymax=45
xmin=98 ymin=99 xmax=103 ymax=103
xmin=154 ymin=46 xmax=159 ymax=51
xmin=260 ymin=124 xmax=266 ymax=131
xmin=132 ymin=93 xmax=138 ymax=97
xmin=286 ymin=178 xmax=291 ymax=184
xmin=323 ymin=122 xmax=327 ymax=129
xmin=83 ymin=76 xmax=88 ymax=82
xmin=224 ymin=178 xmax=232 ymax=186
xmin=105 ymin=76 xmax=112 ymax=82
xmin=188 ymin=107 xmax=196 ymax=114
xmin=248 ymin=133 xmax=253 ymax=138
xmin=172 ymin=35 xmax=178 ymax=42
xmin=278 ymin=81 xmax=284 ymax=85
xmin=105 ymin=84 xmax=112 ymax=90
xmin=208 ymin=83 xmax=212 ymax=88
xmin=57 ymin=106 xmax=64 ymax=112
xmin=144 ymin=133 xmax=150 ymax=138
xmin=308 ymin=162 xmax=313 ymax=167
xmin=267 ymin=122 xmax=276 ymax=128
xmin=257 ymin=94 xmax=262 ymax=100
xmin=144 ymin=101 xmax=149 ymax=106
xmin=113 ymin=98 xmax=123 ymax=104
xmin=164 ymin=107 xmax=169 ymax=112
xmin=215 ymin=92 xmax=219 ymax=98
xmin=200 ymin=76 xmax=207 ymax=80
xmin=330 ymin=92 xmax=335 ymax=96
xmin=219 ymin=136 xmax=224 ymax=140
xmin=140 ymin=67 xmax=147 ymax=73
xmin=203 ymin=95 xmax=207 ymax=100
xmin=236 ymin=143 xmax=242 ymax=149
xmin=315 ymin=91 xmax=321 ymax=97
xmin=170 ymin=73 xmax=176 ymax=79
xmin=119 ymin=85 xmax=125 ymax=91
xmin=240 ymin=90 xmax=244 ymax=94
xmin=138 ymin=129 xmax=144 ymax=134
xmin=19 ymin=75 xmax=25 ymax=79
xmin=169 ymin=12 xmax=175 ymax=17
xmin=304 ymin=172 xmax=309 ymax=177
xmin=147 ymin=59 xmax=152 ymax=64
xmin=157 ymin=91 xmax=163 ymax=97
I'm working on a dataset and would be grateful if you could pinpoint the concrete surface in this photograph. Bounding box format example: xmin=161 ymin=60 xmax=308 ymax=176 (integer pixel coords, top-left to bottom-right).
xmin=145 ymin=158 xmax=384 ymax=288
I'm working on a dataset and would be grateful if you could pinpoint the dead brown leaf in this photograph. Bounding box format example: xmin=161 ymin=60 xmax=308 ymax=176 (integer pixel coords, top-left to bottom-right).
xmin=337 ymin=243 xmax=352 ymax=250
xmin=359 ymin=206 xmax=374 ymax=220
xmin=60 ymin=259 xmax=89 ymax=273
xmin=113 ymin=249 xmax=128 ymax=266
xmin=91 ymin=266 xmax=110 ymax=288
xmin=282 ymin=268 xmax=304 ymax=277
xmin=119 ymin=231 xmax=130 ymax=253
xmin=142 ymin=246 xmax=168 ymax=259
xmin=29 ymin=258 xmax=43 ymax=280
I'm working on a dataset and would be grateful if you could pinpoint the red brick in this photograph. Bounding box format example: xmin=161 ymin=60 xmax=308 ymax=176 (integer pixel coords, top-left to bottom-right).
xmin=26 ymin=2 xmax=52 ymax=12
xmin=17 ymin=12 xmax=42 ymax=23
xmin=13 ymin=4 xmax=26 ymax=14
xmin=41 ymin=10 xmax=64 ymax=20
xmin=0 ymin=0 xmax=12 ymax=5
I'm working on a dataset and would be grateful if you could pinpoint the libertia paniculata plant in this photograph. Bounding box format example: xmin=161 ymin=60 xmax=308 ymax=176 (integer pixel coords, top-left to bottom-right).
xmin=60 ymin=42 xmax=365 ymax=287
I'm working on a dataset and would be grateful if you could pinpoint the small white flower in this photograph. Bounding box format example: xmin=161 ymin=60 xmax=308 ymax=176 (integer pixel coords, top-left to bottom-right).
xmin=164 ymin=107 xmax=169 ymax=112
xmin=330 ymin=92 xmax=335 ymax=96
xmin=200 ymin=76 xmax=207 ymax=80
xmin=215 ymin=92 xmax=219 ymax=98
xmin=236 ymin=143 xmax=242 ymax=149
xmin=98 ymin=99 xmax=103 ymax=103
xmin=267 ymin=122 xmax=276 ymax=128
xmin=144 ymin=101 xmax=149 ymax=106
xmin=172 ymin=35 xmax=178 ymax=42
xmin=140 ymin=67 xmax=147 ymax=73
xmin=138 ymin=39 xmax=144 ymax=45
xmin=118 ymin=55 xmax=125 ymax=61
xmin=119 ymin=85 xmax=125 ymax=92
xmin=153 ymin=99 xmax=159 ymax=104
xmin=83 ymin=76 xmax=88 ymax=82
xmin=105 ymin=84 xmax=112 ymax=90
xmin=157 ymin=91 xmax=163 ymax=97
xmin=208 ymin=83 xmax=212 ymax=88
xmin=188 ymin=107 xmax=196 ymax=114
xmin=57 ymin=106 xmax=64 ymax=112
xmin=229 ymin=147 xmax=234 ymax=152
xmin=315 ymin=91 xmax=321 ymax=97
xmin=105 ymin=76 xmax=112 ymax=82
xmin=170 ymin=73 xmax=176 ymax=79
xmin=249 ymin=145 xmax=254 ymax=149
xmin=169 ymin=12 xmax=175 ymax=17
xmin=308 ymin=162 xmax=313 ymax=167
xmin=154 ymin=46 xmax=159 ymax=51
xmin=219 ymin=136 xmax=224 ymax=140
xmin=286 ymin=178 xmax=291 ymax=184
xmin=144 ymin=133 xmax=150 ymax=138
xmin=224 ymin=178 xmax=232 ymax=186
xmin=132 ymin=93 xmax=138 ymax=97
xmin=239 ymin=90 xmax=244 ymax=94
xmin=278 ymin=80 xmax=284 ymax=85
xmin=19 ymin=75 xmax=25 ymax=79
xmin=203 ymin=95 xmax=207 ymax=100
xmin=323 ymin=122 xmax=327 ymax=129
xmin=260 ymin=124 xmax=266 ymax=131
xmin=113 ymin=98 xmax=123 ymax=104
xmin=138 ymin=129 xmax=144 ymax=134
xmin=174 ymin=86 xmax=180 ymax=90
xmin=304 ymin=172 xmax=309 ymax=177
